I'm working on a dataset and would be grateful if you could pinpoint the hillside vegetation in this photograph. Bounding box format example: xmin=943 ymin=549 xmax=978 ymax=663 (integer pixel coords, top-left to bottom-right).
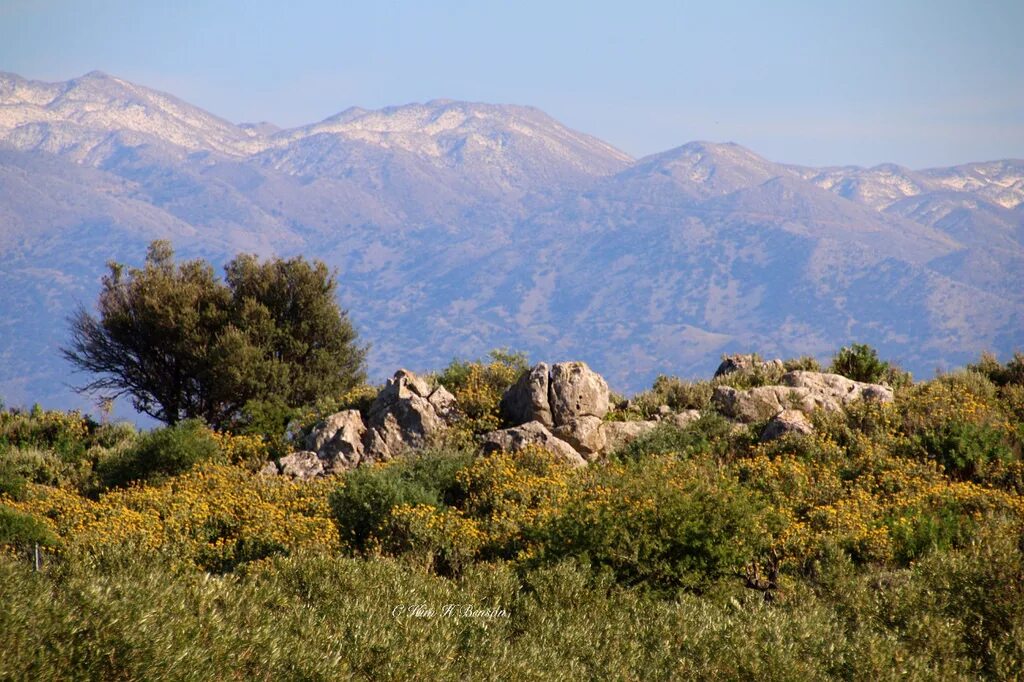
xmin=1 ymin=349 xmax=1023 ymax=680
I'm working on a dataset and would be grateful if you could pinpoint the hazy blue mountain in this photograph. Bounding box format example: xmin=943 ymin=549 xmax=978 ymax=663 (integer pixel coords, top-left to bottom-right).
xmin=1 ymin=72 xmax=1021 ymax=416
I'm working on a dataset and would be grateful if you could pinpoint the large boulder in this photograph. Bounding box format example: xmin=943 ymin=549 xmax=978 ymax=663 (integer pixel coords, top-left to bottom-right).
xmin=712 ymin=385 xmax=816 ymax=423
xmin=363 ymin=369 xmax=457 ymax=460
xmin=781 ymin=371 xmax=894 ymax=407
xmin=305 ymin=409 xmax=366 ymax=472
xmin=600 ymin=420 xmax=659 ymax=453
xmin=761 ymin=409 xmax=814 ymax=441
xmin=481 ymin=421 xmax=586 ymax=467
xmin=499 ymin=363 xmax=553 ymax=427
xmin=553 ymin=415 xmax=606 ymax=460
xmin=549 ymin=361 xmax=610 ymax=426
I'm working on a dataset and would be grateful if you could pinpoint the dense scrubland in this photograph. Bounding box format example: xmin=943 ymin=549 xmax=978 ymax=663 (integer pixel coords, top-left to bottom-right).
xmin=2 ymin=347 xmax=1023 ymax=680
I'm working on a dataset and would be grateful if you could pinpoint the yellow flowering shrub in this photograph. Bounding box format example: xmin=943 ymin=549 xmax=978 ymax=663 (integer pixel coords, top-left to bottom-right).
xmin=386 ymin=503 xmax=485 ymax=575
xmin=209 ymin=430 xmax=269 ymax=470
xmin=433 ymin=350 xmax=529 ymax=437
xmin=734 ymin=417 xmax=1024 ymax=570
xmin=526 ymin=455 xmax=776 ymax=591
xmin=7 ymin=463 xmax=338 ymax=571
xmin=457 ymin=445 xmax=572 ymax=559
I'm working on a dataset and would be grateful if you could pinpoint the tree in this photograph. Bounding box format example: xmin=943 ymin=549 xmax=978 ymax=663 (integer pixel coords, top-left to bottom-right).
xmin=63 ymin=241 xmax=367 ymax=429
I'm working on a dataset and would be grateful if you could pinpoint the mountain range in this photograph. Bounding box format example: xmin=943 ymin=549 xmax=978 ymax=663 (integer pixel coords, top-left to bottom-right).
xmin=1 ymin=70 xmax=1021 ymax=416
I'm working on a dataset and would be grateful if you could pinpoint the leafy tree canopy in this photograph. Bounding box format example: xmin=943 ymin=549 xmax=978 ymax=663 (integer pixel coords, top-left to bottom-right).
xmin=63 ymin=241 xmax=367 ymax=429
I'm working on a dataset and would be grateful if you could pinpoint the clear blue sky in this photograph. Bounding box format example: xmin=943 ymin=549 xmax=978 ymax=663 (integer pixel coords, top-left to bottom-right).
xmin=1 ymin=0 xmax=1022 ymax=167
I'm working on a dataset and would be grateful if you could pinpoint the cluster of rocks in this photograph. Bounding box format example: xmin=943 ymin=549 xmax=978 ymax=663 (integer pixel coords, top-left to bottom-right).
xmin=712 ymin=363 xmax=894 ymax=440
xmin=482 ymin=361 xmax=634 ymax=466
xmin=267 ymin=354 xmax=896 ymax=479
xmin=263 ymin=369 xmax=458 ymax=479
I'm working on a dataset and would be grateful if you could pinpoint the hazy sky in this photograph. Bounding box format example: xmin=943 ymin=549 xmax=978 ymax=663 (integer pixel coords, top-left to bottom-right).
xmin=1 ymin=0 xmax=1022 ymax=167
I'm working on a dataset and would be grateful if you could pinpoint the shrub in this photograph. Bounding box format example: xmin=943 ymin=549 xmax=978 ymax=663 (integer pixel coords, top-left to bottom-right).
xmin=457 ymin=446 xmax=573 ymax=560
xmin=612 ymin=413 xmax=735 ymax=461
xmin=432 ymin=349 xmax=529 ymax=434
xmin=329 ymin=449 xmax=473 ymax=553
xmin=828 ymin=343 xmax=891 ymax=383
xmin=0 ymin=505 xmax=56 ymax=549
xmin=713 ymin=357 xmax=787 ymax=389
xmin=6 ymin=463 xmax=336 ymax=571
xmin=968 ymin=351 xmax=1024 ymax=387
xmin=916 ymin=420 xmax=1011 ymax=480
xmin=783 ymin=355 xmax=822 ymax=372
xmin=384 ymin=504 xmax=484 ymax=575
xmin=530 ymin=456 xmax=774 ymax=592
xmin=95 ymin=419 xmax=223 ymax=489
xmin=0 ymin=460 xmax=28 ymax=501
xmin=650 ymin=375 xmax=714 ymax=411
xmin=886 ymin=500 xmax=978 ymax=565
xmin=0 ymin=408 xmax=96 ymax=462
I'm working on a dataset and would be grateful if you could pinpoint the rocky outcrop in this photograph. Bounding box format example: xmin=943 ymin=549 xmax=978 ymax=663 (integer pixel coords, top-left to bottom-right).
xmin=363 ymin=369 xmax=458 ymax=460
xmin=481 ymin=421 xmax=586 ymax=467
xmin=714 ymin=371 xmax=894 ymax=424
xmin=305 ymin=409 xmax=366 ymax=472
xmin=780 ymin=371 xmax=894 ymax=408
xmin=712 ymin=385 xmax=816 ymax=423
xmin=271 ymin=368 xmax=459 ymax=478
xmin=666 ymin=409 xmax=702 ymax=429
xmin=491 ymin=361 xmax=612 ymax=461
xmin=499 ymin=363 xmax=553 ymax=427
xmin=549 ymin=362 xmax=610 ymax=425
xmin=761 ymin=409 xmax=814 ymax=441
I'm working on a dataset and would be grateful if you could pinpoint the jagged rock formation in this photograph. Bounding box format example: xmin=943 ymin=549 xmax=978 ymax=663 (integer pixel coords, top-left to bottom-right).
xmin=601 ymin=420 xmax=659 ymax=452
xmin=780 ymin=371 xmax=895 ymax=407
xmin=499 ymin=363 xmax=553 ymax=427
xmin=487 ymin=361 xmax=709 ymax=461
xmin=276 ymin=451 xmax=324 ymax=479
xmin=489 ymin=361 xmax=621 ymax=461
xmin=363 ymin=369 xmax=458 ymax=460
xmin=304 ymin=410 xmax=366 ymax=473
xmin=269 ymin=369 xmax=458 ymax=478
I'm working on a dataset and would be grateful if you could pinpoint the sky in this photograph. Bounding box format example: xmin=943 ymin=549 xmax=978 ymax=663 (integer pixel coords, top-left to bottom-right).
xmin=1 ymin=0 xmax=1022 ymax=168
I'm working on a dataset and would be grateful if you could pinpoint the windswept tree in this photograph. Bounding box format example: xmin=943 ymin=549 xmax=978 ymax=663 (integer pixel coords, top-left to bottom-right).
xmin=63 ymin=241 xmax=367 ymax=429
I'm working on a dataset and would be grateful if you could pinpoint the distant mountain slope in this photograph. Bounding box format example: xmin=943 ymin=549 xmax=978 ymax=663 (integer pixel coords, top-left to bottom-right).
xmin=0 ymin=71 xmax=1020 ymax=416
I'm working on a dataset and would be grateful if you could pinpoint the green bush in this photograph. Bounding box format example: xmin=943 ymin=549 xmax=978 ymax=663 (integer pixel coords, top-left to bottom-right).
xmin=612 ymin=413 xmax=734 ymax=461
xmin=968 ymin=351 xmax=1024 ymax=387
xmin=0 ymin=408 xmax=97 ymax=462
xmin=916 ymin=420 xmax=1011 ymax=480
xmin=0 ymin=506 xmax=56 ymax=548
xmin=95 ymin=419 xmax=222 ymax=489
xmin=0 ymin=460 xmax=28 ymax=501
xmin=432 ymin=349 xmax=529 ymax=434
xmin=886 ymin=501 xmax=980 ymax=565
xmin=530 ymin=457 xmax=774 ymax=592
xmin=329 ymin=449 xmax=473 ymax=553
xmin=828 ymin=343 xmax=891 ymax=383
